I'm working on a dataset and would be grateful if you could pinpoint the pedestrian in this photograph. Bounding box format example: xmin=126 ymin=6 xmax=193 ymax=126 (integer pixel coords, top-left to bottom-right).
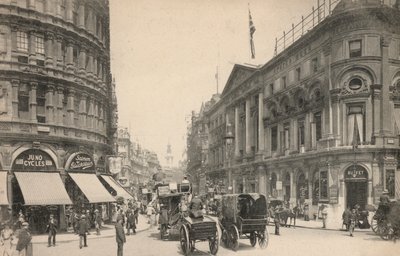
xmin=46 ymin=214 xmax=57 ymax=247
xmin=115 ymin=218 xmax=126 ymax=256
xmin=146 ymin=204 xmax=155 ymax=226
xmin=1 ymin=223 xmax=14 ymax=256
xmin=321 ymin=204 xmax=328 ymax=228
xmin=188 ymin=195 xmax=203 ymax=218
xmin=77 ymin=214 xmax=89 ymax=249
xmin=126 ymin=210 xmax=136 ymax=235
xmin=133 ymin=203 xmax=139 ymax=225
xmin=342 ymin=207 xmax=351 ymax=231
xmin=94 ymin=209 xmax=102 ymax=236
xmin=16 ymin=222 xmax=31 ymax=256
xmin=349 ymin=209 xmax=357 ymax=237
xmin=303 ymin=203 xmax=310 ymax=221
xmin=274 ymin=206 xmax=281 ymax=235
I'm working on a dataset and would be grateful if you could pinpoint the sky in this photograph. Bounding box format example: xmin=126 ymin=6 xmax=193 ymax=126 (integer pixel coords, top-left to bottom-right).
xmin=109 ymin=0 xmax=327 ymax=166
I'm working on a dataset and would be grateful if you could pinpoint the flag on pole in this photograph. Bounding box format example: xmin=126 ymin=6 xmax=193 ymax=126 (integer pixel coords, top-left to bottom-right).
xmin=249 ymin=8 xmax=256 ymax=59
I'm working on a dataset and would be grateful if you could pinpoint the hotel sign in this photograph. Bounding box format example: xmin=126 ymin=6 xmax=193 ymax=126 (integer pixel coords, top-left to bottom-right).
xmin=12 ymin=149 xmax=55 ymax=171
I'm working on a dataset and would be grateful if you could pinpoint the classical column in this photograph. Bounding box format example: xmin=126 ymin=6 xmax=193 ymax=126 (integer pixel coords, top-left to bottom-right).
xmin=99 ymin=104 xmax=104 ymax=133
xmin=258 ymin=92 xmax=265 ymax=152
xmin=56 ymin=0 xmax=63 ymax=18
xmin=67 ymin=89 xmax=75 ymax=126
xmin=78 ymin=2 xmax=85 ymax=29
xmin=87 ymin=7 xmax=94 ymax=33
xmin=55 ymin=35 xmax=63 ymax=69
xmin=44 ymin=0 xmax=53 ymax=14
xmin=234 ymin=105 xmax=240 ymax=157
xmin=371 ymin=84 xmax=382 ymax=140
xmin=395 ymin=168 xmax=400 ymax=199
xmin=65 ymin=0 xmax=73 ymax=22
xmin=65 ymin=40 xmax=74 ymax=72
xmin=93 ymin=56 xmax=98 ymax=78
xmin=45 ymin=32 xmax=54 ymax=68
xmin=368 ymin=180 xmax=373 ymax=205
xmin=11 ymin=80 xmax=19 ymax=120
xmin=28 ymin=0 xmax=35 ymax=9
xmin=28 ymin=32 xmax=36 ymax=65
xmin=79 ymin=93 xmax=87 ymax=128
xmin=379 ymin=35 xmax=393 ymax=138
xmin=245 ymin=98 xmax=251 ymax=154
xmin=29 ymin=82 xmax=37 ymax=122
xmin=258 ymin=165 xmax=267 ymax=196
xmin=87 ymin=52 xmax=94 ymax=78
xmin=56 ymin=87 xmax=64 ymax=125
xmin=78 ymin=47 xmax=86 ymax=76
xmin=88 ymin=97 xmax=95 ymax=130
xmin=323 ymin=42 xmax=333 ymax=136
xmin=45 ymin=84 xmax=55 ymax=124
xmin=93 ymin=100 xmax=99 ymax=131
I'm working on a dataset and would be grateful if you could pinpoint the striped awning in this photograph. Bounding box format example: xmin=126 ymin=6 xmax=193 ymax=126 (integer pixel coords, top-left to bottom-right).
xmin=14 ymin=172 xmax=72 ymax=205
xmin=69 ymin=173 xmax=115 ymax=203
xmin=0 ymin=172 xmax=9 ymax=205
xmin=101 ymin=175 xmax=133 ymax=200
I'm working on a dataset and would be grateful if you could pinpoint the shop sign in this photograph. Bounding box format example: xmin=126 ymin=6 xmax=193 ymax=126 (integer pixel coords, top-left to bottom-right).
xmin=108 ymin=156 xmax=122 ymax=174
xmin=158 ymin=186 xmax=170 ymax=196
xmin=276 ymin=181 xmax=283 ymax=190
xmin=329 ymin=186 xmax=338 ymax=204
xmin=345 ymin=167 xmax=368 ymax=180
xmin=12 ymin=149 xmax=55 ymax=171
xmin=68 ymin=153 xmax=94 ymax=171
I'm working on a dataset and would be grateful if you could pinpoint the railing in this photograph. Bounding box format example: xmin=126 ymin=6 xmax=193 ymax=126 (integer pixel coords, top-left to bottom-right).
xmin=274 ymin=0 xmax=340 ymax=56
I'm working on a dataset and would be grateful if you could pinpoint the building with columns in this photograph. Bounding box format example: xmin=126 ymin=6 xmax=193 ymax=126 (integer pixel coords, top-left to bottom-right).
xmin=190 ymin=0 xmax=400 ymax=225
xmin=0 ymin=0 xmax=118 ymax=232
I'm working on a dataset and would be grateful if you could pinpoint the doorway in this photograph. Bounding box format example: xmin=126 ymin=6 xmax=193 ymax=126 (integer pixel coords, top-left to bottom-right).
xmin=346 ymin=181 xmax=367 ymax=210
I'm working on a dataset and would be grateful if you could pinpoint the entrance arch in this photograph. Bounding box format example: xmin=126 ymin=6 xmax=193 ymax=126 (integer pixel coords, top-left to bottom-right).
xmin=345 ymin=165 xmax=368 ymax=210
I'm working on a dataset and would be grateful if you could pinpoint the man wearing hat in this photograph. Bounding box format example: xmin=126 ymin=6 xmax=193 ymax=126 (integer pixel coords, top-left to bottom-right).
xmin=46 ymin=214 xmax=58 ymax=247
xmin=16 ymin=222 xmax=31 ymax=256
xmin=380 ymin=189 xmax=390 ymax=205
xmin=94 ymin=209 xmax=102 ymax=236
xmin=77 ymin=214 xmax=89 ymax=249
xmin=1 ymin=222 xmax=14 ymax=256
xmin=273 ymin=206 xmax=281 ymax=235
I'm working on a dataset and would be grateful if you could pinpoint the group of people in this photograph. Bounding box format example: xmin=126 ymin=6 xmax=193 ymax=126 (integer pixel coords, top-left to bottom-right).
xmin=0 ymin=208 xmax=32 ymax=256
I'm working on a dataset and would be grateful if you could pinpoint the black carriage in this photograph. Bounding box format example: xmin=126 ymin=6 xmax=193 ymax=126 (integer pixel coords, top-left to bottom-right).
xmin=371 ymin=201 xmax=400 ymax=240
xmin=158 ymin=192 xmax=186 ymax=240
xmin=220 ymin=193 xmax=269 ymax=251
xmin=179 ymin=215 xmax=219 ymax=256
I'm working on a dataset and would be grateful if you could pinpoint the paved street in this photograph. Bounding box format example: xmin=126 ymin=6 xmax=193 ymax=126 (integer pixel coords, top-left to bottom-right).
xmin=31 ymin=221 xmax=399 ymax=256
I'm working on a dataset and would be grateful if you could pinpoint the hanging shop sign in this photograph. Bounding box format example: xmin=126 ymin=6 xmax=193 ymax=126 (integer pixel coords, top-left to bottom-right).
xmin=345 ymin=166 xmax=368 ymax=181
xmin=12 ymin=149 xmax=55 ymax=171
xmin=108 ymin=156 xmax=122 ymax=174
xmin=67 ymin=153 xmax=95 ymax=172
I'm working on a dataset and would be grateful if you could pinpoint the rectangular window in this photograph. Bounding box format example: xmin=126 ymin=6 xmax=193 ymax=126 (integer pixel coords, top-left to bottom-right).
xmin=298 ymin=121 xmax=305 ymax=147
xmin=296 ymin=67 xmax=301 ymax=81
xmin=74 ymin=98 xmax=80 ymax=126
xmin=320 ymin=171 xmax=328 ymax=200
xmin=73 ymin=47 xmax=79 ymax=67
xmin=314 ymin=112 xmax=322 ymax=141
xmin=269 ymin=83 xmax=274 ymax=95
xmin=349 ymin=40 xmax=362 ymax=58
xmin=281 ymin=76 xmax=287 ymax=89
xmin=271 ymin=126 xmax=278 ymax=151
xmin=36 ymin=84 xmax=46 ymax=123
xmin=284 ymin=125 xmax=290 ymax=150
xmin=18 ymin=84 xmax=29 ymax=119
xmin=311 ymin=58 xmax=318 ymax=73
xmin=35 ymin=34 xmax=45 ymax=55
xmin=17 ymin=31 xmax=28 ymax=52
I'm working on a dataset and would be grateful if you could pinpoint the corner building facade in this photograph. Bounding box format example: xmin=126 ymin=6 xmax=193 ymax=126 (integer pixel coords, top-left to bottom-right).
xmin=204 ymin=0 xmax=400 ymax=226
xmin=0 ymin=0 xmax=118 ymax=232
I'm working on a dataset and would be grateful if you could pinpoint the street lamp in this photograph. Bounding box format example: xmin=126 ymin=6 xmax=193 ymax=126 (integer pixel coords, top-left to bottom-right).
xmin=224 ymin=123 xmax=235 ymax=193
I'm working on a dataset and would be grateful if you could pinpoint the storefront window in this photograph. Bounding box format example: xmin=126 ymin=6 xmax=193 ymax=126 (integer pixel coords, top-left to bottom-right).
xmin=297 ymin=173 xmax=308 ymax=200
xmin=312 ymin=171 xmax=320 ymax=205
xmin=386 ymin=169 xmax=395 ymax=198
xmin=320 ymin=171 xmax=328 ymax=200
xmin=270 ymin=173 xmax=277 ymax=197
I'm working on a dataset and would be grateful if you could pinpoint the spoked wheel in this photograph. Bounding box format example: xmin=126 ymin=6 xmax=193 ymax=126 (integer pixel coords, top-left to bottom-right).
xmin=380 ymin=224 xmax=394 ymax=241
xmin=180 ymin=225 xmax=190 ymax=256
xmin=249 ymin=232 xmax=257 ymax=247
xmin=229 ymin=225 xmax=240 ymax=251
xmin=209 ymin=230 xmax=219 ymax=255
xmin=160 ymin=224 xmax=167 ymax=240
xmin=258 ymin=229 xmax=269 ymax=249
xmin=371 ymin=216 xmax=379 ymax=234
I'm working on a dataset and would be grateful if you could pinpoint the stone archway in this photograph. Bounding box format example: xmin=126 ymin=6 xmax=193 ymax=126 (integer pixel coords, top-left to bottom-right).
xmin=344 ymin=165 xmax=368 ymax=210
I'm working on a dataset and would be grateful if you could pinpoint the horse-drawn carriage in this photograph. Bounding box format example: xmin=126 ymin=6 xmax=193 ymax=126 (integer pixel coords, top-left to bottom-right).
xmin=158 ymin=192 xmax=186 ymax=240
xmin=219 ymin=193 xmax=269 ymax=251
xmin=371 ymin=201 xmax=400 ymax=240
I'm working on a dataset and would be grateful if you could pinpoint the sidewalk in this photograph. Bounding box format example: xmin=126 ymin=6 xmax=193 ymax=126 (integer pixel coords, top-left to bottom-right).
xmin=271 ymin=218 xmax=354 ymax=232
xmin=32 ymin=214 xmax=151 ymax=244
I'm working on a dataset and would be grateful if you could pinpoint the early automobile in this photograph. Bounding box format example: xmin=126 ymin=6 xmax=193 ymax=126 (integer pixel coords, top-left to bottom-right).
xmin=219 ymin=193 xmax=269 ymax=251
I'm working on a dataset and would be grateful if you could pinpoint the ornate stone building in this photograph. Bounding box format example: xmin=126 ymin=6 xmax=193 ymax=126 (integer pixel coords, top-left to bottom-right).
xmin=192 ymin=0 xmax=400 ymax=225
xmin=0 ymin=0 xmax=118 ymax=231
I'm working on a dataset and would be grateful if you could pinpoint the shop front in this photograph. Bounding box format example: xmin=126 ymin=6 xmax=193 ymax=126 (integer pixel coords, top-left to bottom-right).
xmin=345 ymin=165 xmax=368 ymax=210
xmin=65 ymin=152 xmax=115 ymax=225
xmin=11 ymin=149 xmax=72 ymax=233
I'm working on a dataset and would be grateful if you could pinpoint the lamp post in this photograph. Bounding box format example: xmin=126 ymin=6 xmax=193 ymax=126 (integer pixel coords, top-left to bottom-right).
xmin=224 ymin=123 xmax=235 ymax=193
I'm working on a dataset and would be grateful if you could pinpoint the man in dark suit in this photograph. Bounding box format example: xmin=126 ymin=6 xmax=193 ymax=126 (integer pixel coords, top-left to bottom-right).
xmin=77 ymin=214 xmax=89 ymax=249
xmin=16 ymin=222 xmax=32 ymax=256
xmin=46 ymin=214 xmax=58 ymax=247
xmin=115 ymin=218 xmax=126 ymax=256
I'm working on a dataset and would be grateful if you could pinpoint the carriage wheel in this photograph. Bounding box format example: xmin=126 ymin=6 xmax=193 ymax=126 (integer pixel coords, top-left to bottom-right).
xmin=190 ymin=240 xmax=195 ymax=252
xmin=370 ymin=217 xmax=378 ymax=234
xmin=180 ymin=225 xmax=190 ymax=256
xmin=379 ymin=224 xmax=394 ymax=241
xmin=160 ymin=224 xmax=167 ymax=240
xmin=258 ymin=229 xmax=269 ymax=249
xmin=209 ymin=230 xmax=219 ymax=255
xmin=249 ymin=232 xmax=257 ymax=247
xmin=229 ymin=225 xmax=240 ymax=251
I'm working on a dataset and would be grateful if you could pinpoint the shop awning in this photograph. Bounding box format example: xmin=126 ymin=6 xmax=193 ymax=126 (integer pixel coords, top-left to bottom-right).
xmin=14 ymin=172 xmax=72 ymax=205
xmin=69 ymin=173 xmax=115 ymax=203
xmin=0 ymin=172 xmax=9 ymax=205
xmin=100 ymin=175 xmax=133 ymax=200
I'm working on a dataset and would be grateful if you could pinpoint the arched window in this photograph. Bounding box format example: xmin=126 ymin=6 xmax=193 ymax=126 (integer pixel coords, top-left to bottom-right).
xmin=312 ymin=171 xmax=320 ymax=205
xmin=297 ymin=173 xmax=308 ymax=200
